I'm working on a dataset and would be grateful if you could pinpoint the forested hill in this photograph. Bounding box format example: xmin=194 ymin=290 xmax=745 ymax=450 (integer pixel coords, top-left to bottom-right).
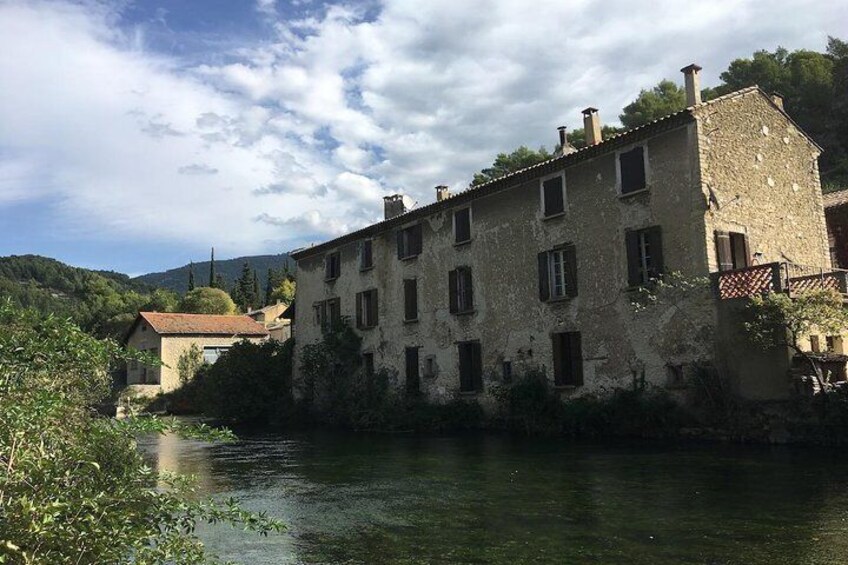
xmin=0 ymin=255 xmax=168 ymax=337
xmin=134 ymin=253 xmax=294 ymax=295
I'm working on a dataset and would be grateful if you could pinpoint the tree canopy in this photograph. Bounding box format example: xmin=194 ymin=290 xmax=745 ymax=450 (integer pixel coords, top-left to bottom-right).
xmin=179 ymin=287 xmax=237 ymax=315
xmin=470 ymin=146 xmax=554 ymax=186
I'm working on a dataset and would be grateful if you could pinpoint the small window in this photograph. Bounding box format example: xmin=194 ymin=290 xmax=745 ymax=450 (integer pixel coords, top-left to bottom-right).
xmin=403 ymin=278 xmax=418 ymax=322
xmin=423 ymin=356 xmax=437 ymax=378
xmin=405 ymin=347 xmax=420 ymax=396
xmin=552 ymin=332 xmax=582 ymax=387
xmin=325 ymin=251 xmax=341 ymax=281
xmin=356 ymin=289 xmax=378 ymax=329
xmin=454 ymin=208 xmax=472 ymax=244
xmin=619 ymin=146 xmax=647 ymax=194
xmin=826 ymin=336 xmax=836 ymax=352
xmin=502 ymin=360 xmax=513 ymax=384
xmin=538 ymin=244 xmax=578 ymax=301
xmin=715 ymin=231 xmax=750 ymax=271
xmin=397 ymin=224 xmax=423 ymax=260
xmin=625 ymin=226 xmax=664 ymax=286
xmin=203 ymin=346 xmax=230 ymax=365
xmin=458 ymin=341 xmax=483 ymax=393
xmin=363 ymin=352 xmax=374 ymax=376
xmin=541 ymin=173 xmax=565 ymax=217
xmin=360 ymin=239 xmax=373 ymax=270
xmin=448 ymin=267 xmax=474 ymax=314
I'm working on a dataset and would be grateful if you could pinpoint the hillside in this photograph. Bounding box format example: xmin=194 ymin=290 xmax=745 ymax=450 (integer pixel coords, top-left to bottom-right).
xmin=135 ymin=253 xmax=294 ymax=294
xmin=0 ymin=255 xmax=172 ymax=337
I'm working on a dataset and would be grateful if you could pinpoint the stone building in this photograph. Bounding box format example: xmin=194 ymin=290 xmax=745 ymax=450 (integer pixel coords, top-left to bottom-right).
xmin=291 ymin=64 xmax=837 ymax=406
xmin=823 ymin=189 xmax=848 ymax=268
xmin=124 ymin=311 xmax=269 ymax=394
xmin=247 ymin=302 xmax=293 ymax=342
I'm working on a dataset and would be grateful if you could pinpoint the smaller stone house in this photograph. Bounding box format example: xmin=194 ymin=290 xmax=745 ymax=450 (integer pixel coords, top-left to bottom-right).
xmin=247 ymin=302 xmax=293 ymax=342
xmin=124 ymin=312 xmax=269 ymax=394
xmin=823 ymin=189 xmax=848 ymax=269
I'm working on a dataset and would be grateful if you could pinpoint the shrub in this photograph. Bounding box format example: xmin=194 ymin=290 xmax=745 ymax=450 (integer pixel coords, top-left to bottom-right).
xmin=198 ymin=339 xmax=294 ymax=425
xmin=178 ymin=287 xmax=237 ymax=315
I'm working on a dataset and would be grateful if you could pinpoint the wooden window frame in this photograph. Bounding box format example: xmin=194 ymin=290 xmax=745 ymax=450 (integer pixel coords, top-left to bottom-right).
xmin=715 ymin=230 xmax=750 ymax=272
xmin=403 ymin=278 xmax=418 ymax=322
xmin=397 ymin=224 xmax=423 ymax=260
xmin=324 ymin=251 xmax=341 ymax=281
xmin=453 ymin=207 xmax=472 ymax=245
xmin=359 ymin=239 xmax=374 ymax=271
xmin=552 ymin=331 xmax=583 ymax=387
xmin=458 ymin=340 xmax=483 ymax=393
xmin=616 ymin=144 xmax=650 ymax=196
xmin=625 ymin=226 xmax=663 ymax=287
xmin=538 ymin=243 xmax=578 ymax=301
xmin=356 ymin=288 xmax=379 ymax=329
xmin=540 ymin=171 xmax=566 ymax=218
xmin=449 ymin=267 xmax=474 ymax=314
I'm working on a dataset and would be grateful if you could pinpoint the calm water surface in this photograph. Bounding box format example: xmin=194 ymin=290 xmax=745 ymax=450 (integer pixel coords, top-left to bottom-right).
xmin=138 ymin=431 xmax=848 ymax=564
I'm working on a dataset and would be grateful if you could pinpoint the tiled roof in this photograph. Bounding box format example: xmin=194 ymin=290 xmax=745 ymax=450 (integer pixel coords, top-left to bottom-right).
xmin=291 ymin=85 xmax=811 ymax=261
xmin=136 ymin=312 xmax=269 ymax=336
xmin=823 ymin=190 xmax=848 ymax=209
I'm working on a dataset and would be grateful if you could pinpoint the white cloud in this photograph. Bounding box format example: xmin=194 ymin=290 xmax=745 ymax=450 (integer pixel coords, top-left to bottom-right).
xmin=0 ymin=0 xmax=845 ymax=262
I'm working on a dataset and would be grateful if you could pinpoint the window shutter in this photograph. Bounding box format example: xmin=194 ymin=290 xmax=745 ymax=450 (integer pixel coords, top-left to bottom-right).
xmin=564 ymin=244 xmax=578 ymax=297
xmin=458 ymin=343 xmax=472 ymax=392
xmin=620 ymin=146 xmax=646 ymax=194
xmin=396 ymin=230 xmax=404 ymax=259
xmin=355 ymin=292 xmax=363 ymax=328
xmin=455 ymin=208 xmax=471 ymax=243
xmin=464 ymin=268 xmax=473 ymax=311
xmin=538 ymin=251 xmax=550 ymax=301
xmin=448 ymin=269 xmax=458 ymax=313
xmin=370 ymin=289 xmax=378 ymax=325
xmin=715 ymin=231 xmax=733 ymax=271
xmin=543 ymin=176 xmax=564 ymax=216
xmin=472 ymin=342 xmax=483 ymax=392
xmin=552 ymin=333 xmax=564 ymax=386
xmin=647 ymin=226 xmax=664 ymax=278
xmin=730 ymin=232 xmax=750 ymax=269
xmin=404 ymin=279 xmax=417 ymax=321
xmin=569 ymin=332 xmax=583 ymax=386
xmin=413 ymin=224 xmax=423 ymax=256
xmin=325 ymin=256 xmax=331 ymax=279
xmin=625 ymin=231 xmax=641 ymax=286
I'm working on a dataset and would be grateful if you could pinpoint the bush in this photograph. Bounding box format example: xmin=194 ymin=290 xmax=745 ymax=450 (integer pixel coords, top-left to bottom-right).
xmin=198 ymin=339 xmax=294 ymax=425
xmin=179 ymin=286 xmax=237 ymax=315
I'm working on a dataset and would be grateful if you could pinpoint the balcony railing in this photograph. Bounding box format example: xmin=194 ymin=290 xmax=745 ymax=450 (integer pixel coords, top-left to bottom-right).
xmin=712 ymin=262 xmax=848 ymax=300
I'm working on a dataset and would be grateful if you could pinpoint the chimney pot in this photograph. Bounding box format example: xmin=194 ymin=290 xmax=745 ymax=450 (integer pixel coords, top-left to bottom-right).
xmin=435 ymin=185 xmax=451 ymax=202
xmin=582 ymin=108 xmax=602 ymax=146
xmin=680 ymin=63 xmax=703 ymax=107
xmin=771 ymin=92 xmax=785 ymax=111
xmin=383 ymin=194 xmax=408 ymax=220
xmin=557 ymin=126 xmax=576 ymax=155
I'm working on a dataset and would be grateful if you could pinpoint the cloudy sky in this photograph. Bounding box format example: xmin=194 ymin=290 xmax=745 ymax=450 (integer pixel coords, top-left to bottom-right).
xmin=0 ymin=0 xmax=845 ymax=275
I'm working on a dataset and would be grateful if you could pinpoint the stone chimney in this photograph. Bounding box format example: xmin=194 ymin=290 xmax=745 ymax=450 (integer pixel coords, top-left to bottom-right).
xmin=435 ymin=185 xmax=451 ymax=202
xmin=557 ymin=126 xmax=576 ymax=155
xmin=383 ymin=195 xmax=407 ymax=220
xmin=582 ymin=108 xmax=602 ymax=146
xmin=771 ymin=92 xmax=785 ymax=111
xmin=680 ymin=63 xmax=702 ymax=107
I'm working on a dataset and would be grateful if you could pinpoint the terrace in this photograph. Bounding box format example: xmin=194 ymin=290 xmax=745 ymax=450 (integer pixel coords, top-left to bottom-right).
xmin=712 ymin=262 xmax=848 ymax=300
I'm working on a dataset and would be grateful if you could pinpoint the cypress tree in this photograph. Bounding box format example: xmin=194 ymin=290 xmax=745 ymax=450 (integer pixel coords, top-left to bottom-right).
xmin=187 ymin=262 xmax=195 ymax=292
xmin=252 ymin=270 xmax=260 ymax=309
xmin=209 ymin=247 xmax=216 ymax=288
xmin=265 ymin=268 xmax=276 ymax=306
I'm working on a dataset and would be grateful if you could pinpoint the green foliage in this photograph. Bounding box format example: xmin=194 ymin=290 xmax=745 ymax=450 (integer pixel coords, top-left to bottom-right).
xmin=136 ymin=254 xmax=293 ymax=296
xmin=746 ymin=289 xmax=848 ymax=349
xmin=0 ymin=301 xmax=282 ymax=564
xmin=619 ymin=80 xmax=687 ymax=128
xmin=177 ymin=343 xmax=204 ymax=386
xmin=198 ymin=340 xmax=294 ymax=425
xmin=299 ymin=321 xmax=364 ymax=422
xmin=470 ymin=146 xmax=554 ymax=186
xmin=270 ymin=278 xmax=297 ymax=306
xmin=0 ymin=254 xmax=178 ymax=339
xmin=179 ymin=287 xmax=237 ymax=315
xmin=231 ymin=262 xmax=262 ymax=312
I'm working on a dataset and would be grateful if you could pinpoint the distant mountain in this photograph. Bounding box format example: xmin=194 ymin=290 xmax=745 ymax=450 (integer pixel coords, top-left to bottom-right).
xmin=134 ymin=253 xmax=294 ymax=294
xmin=0 ymin=254 xmax=162 ymax=337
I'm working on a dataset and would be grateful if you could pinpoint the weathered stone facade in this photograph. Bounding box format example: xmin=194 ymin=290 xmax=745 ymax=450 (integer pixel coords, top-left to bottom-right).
xmin=292 ymin=83 xmax=828 ymax=405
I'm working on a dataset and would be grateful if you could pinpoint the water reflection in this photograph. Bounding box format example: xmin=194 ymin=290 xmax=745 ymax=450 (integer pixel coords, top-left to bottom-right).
xmin=137 ymin=431 xmax=848 ymax=564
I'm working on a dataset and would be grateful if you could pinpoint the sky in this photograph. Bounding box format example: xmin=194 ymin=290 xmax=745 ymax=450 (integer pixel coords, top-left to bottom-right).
xmin=0 ymin=0 xmax=846 ymax=275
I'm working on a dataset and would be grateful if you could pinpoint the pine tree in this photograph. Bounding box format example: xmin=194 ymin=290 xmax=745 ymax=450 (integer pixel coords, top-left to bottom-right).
xmin=265 ymin=268 xmax=277 ymax=306
xmin=252 ymin=270 xmax=260 ymax=310
xmin=208 ymin=247 xmax=216 ymax=288
xmin=233 ymin=262 xmax=254 ymax=312
xmin=187 ymin=262 xmax=195 ymax=292
xmin=214 ymin=273 xmax=226 ymax=292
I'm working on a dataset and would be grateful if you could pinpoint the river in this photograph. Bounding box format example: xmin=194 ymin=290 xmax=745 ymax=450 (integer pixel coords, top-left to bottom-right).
xmin=138 ymin=430 xmax=848 ymax=564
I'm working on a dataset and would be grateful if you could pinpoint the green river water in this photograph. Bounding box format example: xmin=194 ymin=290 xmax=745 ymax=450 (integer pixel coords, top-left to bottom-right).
xmin=138 ymin=431 xmax=848 ymax=564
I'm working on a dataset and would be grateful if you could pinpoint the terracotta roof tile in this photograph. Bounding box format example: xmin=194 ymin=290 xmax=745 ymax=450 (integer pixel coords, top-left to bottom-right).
xmin=137 ymin=312 xmax=269 ymax=336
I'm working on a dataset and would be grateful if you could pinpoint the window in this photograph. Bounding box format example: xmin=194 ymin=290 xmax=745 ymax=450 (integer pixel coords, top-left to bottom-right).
xmin=405 ymin=347 xmax=420 ymax=396
xmin=810 ymin=335 xmax=821 ymax=353
xmin=458 ymin=341 xmax=483 ymax=393
xmin=325 ymin=251 xmax=341 ymax=281
xmin=715 ymin=231 xmax=750 ymax=271
xmin=541 ymin=173 xmax=565 ymax=217
xmin=502 ymin=360 xmax=513 ymax=384
xmin=313 ymin=298 xmax=340 ymax=332
xmin=552 ymin=332 xmax=583 ymax=387
xmin=360 ymin=239 xmax=373 ymax=270
xmin=538 ymin=244 xmax=577 ymax=301
xmin=356 ymin=289 xmax=378 ymax=329
xmin=619 ymin=146 xmax=647 ymax=194
xmin=448 ymin=267 xmax=474 ymax=314
xmin=827 ymin=336 xmax=837 ymax=352
xmin=314 ymin=301 xmax=326 ymax=328
xmin=203 ymin=346 xmax=230 ymax=365
xmin=403 ymin=278 xmax=418 ymax=322
xmin=397 ymin=224 xmax=423 ymax=260
xmin=423 ymin=356 xmax=437 ymax=378
xmin=454 ymin=208 xmax=471 ymax=244
xmin=625 ymin=226 xmax=664 ymax=286
xmin=363 ymin=352 xmax=374 ymax=377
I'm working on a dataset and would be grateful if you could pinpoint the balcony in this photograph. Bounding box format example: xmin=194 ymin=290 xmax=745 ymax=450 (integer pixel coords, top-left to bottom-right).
xmin=712 ymin=262 xmax=848 ymax=300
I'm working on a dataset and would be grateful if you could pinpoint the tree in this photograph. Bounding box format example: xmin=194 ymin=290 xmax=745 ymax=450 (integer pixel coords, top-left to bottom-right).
xmin=270 ymin=278 xmax=296 ymax=306
xmin=471 ymin=146 xmax=554 ymax=186
xmin=567 ymin=124 xmax=625 ymax=149
xmin=0 ymin=301 xmax=281 ymax=563
xmin=208 ymin=247 xmax=216 ymax=288
xmin=619 ymin=80 xmax=687 ymax=129
xmin=142 ymin=288 xmax=179 ymax=313
xmin=187 ymin=261 xmax=195 ymax=292
xmin=179 ymin=287 xmax=237 ymax=315
xmin=231 ymin=263 xmax=258 ymax=312
xmin=745 ymin=289 xmax=848 ymax=386
xmin=264 ymin=268 xmax=280 ymax=306
xmin=252 ymin=270 xmax=261 ymax=309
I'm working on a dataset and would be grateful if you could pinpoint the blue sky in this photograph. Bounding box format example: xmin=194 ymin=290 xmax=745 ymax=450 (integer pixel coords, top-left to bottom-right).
xmin=0 ymin=0 xmax=845 ymax=275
